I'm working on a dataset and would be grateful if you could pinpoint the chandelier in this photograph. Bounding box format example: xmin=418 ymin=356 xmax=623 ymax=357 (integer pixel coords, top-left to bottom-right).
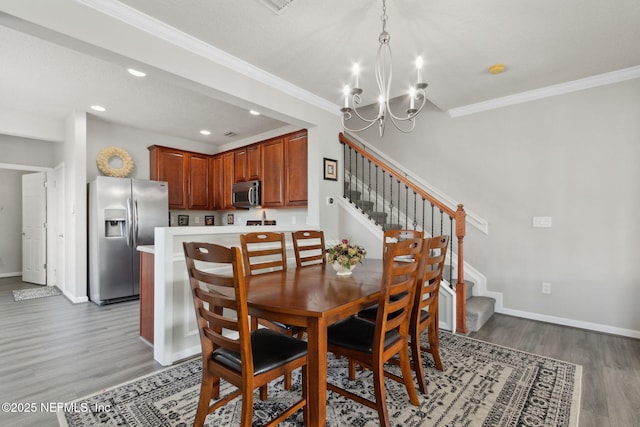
xmin=340 ymin=0 xmax=427 ymax=136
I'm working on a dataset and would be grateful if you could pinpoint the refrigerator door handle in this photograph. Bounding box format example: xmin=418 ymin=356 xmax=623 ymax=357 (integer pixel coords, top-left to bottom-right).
xmin=132 ymin=199 xmax=139 ymax=249
xmin=125 ymin=197 xmax=133 ymax=247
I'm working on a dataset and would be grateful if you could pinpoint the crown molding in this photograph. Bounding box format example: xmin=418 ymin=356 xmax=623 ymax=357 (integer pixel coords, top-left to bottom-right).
xmin=77 ymin=0 xmax=340 ymax=116
xmin=447 ymin=65 xmax=640 ymax=118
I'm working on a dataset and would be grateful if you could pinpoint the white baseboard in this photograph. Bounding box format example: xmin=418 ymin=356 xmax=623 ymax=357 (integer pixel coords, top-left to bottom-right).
xmin=63 ymin=291 xmax=89 ymax=304
xmin=0 ymin=272 xmax=22 ymax=278
xmin=496 ymin=306 xmax=640 ymax=339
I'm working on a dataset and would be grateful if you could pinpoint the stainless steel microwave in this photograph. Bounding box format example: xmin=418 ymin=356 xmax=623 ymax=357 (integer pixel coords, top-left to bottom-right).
xmin=232 ymin=180 xmax=261 ymax=208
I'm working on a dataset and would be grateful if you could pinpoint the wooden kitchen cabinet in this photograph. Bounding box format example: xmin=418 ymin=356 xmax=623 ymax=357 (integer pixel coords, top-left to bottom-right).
xmin=261 ymin=137 xmax=285 ymax=207
xmin=139 ymin=251 xmax=154 ymax=344
xmin=149 ymin=145 xmax=211 ymax=210
xmin=149 ymin=146 xmax=188 ymax=209
xmin=285 ymin=130 xmax=308 ymax=206
xmin=188 ymin=153 xmax=210 ymax=209
xmin=221 ymin=152 xmax=235 ymax=209
xmin=234 ymin=143 xmax=261 ymax=183
xmin=260 ymin=130 xmax=308 ymax=208
xmin=211 ymin=155 xmax=222 ymax=210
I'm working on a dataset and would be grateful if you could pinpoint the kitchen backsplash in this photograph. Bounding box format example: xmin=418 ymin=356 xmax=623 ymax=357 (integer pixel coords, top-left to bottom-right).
xmin=169 ymin=207 xmax=309 ymax=227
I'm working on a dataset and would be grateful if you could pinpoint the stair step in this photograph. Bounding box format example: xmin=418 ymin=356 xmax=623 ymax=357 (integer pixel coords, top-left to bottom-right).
xmin=356 ymin=200 xmax=375 ymax=211
xmin=368 ymin=211 xmax=388 ymax=223
xmin=465 ymin=296 xmax=495 ymax=332
xmin=345 ymin=190 xmax=361 ymax=200
xmin=383 ymin=224 xmax=403 ymax=230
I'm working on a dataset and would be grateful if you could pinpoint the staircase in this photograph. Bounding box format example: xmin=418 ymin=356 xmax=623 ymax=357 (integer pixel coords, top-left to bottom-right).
xmin=445 ymin=267 xmax=495 ymax=332
xmin=340 ymin=132 xmax=495 ymax=333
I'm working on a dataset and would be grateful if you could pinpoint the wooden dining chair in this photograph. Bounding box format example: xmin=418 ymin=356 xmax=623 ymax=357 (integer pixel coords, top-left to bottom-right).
xmin=239 ymin=231 xmax=306 ymax=390
xmin=183 ymin=241 xmax=307 ymax=427
xmin=356 ymin=229 xmax=424 ymax=320
xmin=409 ymin=235 xmax=449 ymax=394
xmin=291 ymin=230 xmax=326 ymax=267
xmin=383 ymin=228 xmax=424 ymax=243
xmin=326 ymin=237 xmax=423 ymax=427
xmin=239 ymin=231 xmax=288 ymax=276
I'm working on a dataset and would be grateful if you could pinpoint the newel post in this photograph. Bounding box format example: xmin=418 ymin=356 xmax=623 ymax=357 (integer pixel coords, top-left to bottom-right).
xmin=455 ymin=204 xmax=468 ymax=334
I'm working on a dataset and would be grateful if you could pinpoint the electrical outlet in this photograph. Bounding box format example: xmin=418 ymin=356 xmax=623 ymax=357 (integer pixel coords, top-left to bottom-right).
xmin=542 ymin=282 xmax=551 ymax=294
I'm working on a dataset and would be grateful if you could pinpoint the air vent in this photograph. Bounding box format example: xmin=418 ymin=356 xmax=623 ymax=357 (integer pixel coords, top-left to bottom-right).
xmin=224 ymin=131 xmax=237 ymax=137
xmin=255 ymin=0 xmax=295 ymax=14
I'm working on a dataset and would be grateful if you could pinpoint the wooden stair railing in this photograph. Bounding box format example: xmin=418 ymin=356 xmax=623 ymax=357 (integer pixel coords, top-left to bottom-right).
xmin=339 ymin=132 xmax=468 ymax=334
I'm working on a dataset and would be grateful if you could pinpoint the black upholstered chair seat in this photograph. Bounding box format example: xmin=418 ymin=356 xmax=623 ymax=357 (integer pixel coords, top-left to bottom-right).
xmin=327 ymin=317 xmax=401 ymax=353
xmin=213 ymin=328 xmax=308 ymax=376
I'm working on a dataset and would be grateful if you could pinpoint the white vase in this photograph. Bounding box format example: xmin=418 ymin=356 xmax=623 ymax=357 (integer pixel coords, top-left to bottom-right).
xmin=332 ymin=262 xmax=356 ymax=275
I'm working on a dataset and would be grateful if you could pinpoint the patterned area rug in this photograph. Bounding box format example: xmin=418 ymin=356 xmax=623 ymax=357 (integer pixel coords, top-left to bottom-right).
xmin=12 ymin=286 xmax=62 ymax=301
xmin=58 ymin=332 xmax=581 ymax=427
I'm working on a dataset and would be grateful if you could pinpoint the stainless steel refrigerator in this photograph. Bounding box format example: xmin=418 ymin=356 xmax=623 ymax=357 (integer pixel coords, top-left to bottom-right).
xmin=88 ymin=176 xmax=168 ymax=305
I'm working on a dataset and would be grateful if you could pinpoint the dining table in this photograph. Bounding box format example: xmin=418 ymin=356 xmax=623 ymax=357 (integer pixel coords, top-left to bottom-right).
xmin=244 ymin=259 xmax=384 ymax=427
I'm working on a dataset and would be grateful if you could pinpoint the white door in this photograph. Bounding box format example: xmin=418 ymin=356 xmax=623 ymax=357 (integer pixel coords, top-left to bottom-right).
xmin=22 ymin=172 xmax=47 ymax=285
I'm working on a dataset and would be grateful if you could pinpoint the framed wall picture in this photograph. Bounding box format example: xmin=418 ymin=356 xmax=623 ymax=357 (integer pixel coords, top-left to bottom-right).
xmin=204 ymin=215 xmax=214 ymax=226
xmin=226 ymin=213 xmax=234 ymax=225
xmin=323 ymin=157 xmax=338 ymax=181
xmin=177 ymin=214 xmax=189 ymax=226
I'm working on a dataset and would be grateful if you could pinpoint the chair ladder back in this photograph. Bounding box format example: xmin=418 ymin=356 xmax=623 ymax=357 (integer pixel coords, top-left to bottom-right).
xmin=240 ymin=232 xmax=288 ymax=275
xmin=292 ymin=230 xmax=326 ymax=267
xmin=375 ymin=238 xmax=425 ymax=346
xmin=383 ymin=229 xmax=424 ymax=243
xmin=416 ymin=236 xmax=449 ymax=314
xmin=183 ymin=242 xmax=252 ymax=366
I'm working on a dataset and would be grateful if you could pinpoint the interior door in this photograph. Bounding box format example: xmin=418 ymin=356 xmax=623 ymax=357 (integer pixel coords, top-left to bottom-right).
xmin=22 ymin=172 xmax=47 ymax=285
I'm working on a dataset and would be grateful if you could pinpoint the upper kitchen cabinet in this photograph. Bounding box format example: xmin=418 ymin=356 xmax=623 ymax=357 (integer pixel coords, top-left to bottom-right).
xmin=211 ymin=153 xmax=234 ymax=211
xmin=188 ymin=153 xmax=210 ymax=210
xmin=260 ymin=137 xmax=285 ymax=207
xmin=261 ymin=129 xmax=308 ymax=208
xmin=284 ymin=130 xmax=308 ymax=206
xmin=149 ymin=145 xmax=211 ymax=210
xmin=149 ymin=146 xmax=188 ymax=209
xmin=234 ymin=143 xmax=261 ymax=183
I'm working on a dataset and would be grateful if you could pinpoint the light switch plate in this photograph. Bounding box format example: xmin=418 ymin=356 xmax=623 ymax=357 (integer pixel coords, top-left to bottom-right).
xmin=533 ymin=216 xmax=552 ymax=228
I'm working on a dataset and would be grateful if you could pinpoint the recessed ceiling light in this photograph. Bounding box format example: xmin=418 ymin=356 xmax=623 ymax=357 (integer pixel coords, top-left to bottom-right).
xmin=488 ymin=64 xmax=506 ymax=75
xmin=90 ymin=105 xmax=106 ymax=112
xmin=200 ymin=129 xmax=211 ymax=136
xmin=127 ymin=68 xmax=146 ymax=77
xmin=249 ymin=110 xmax=261 ymax=116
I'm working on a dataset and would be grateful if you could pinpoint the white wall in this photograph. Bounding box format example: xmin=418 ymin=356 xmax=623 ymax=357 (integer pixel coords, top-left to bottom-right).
xmin=86 ymin=116 xmax=218 ymax=182
xmin=0 ymin=169 xmax=25 ymax=277
xmin=0 ymin=135 xmax=61 ymax=278
xmin=358 ymin=78 xmax=640 ymax=334
xmin=0 ymin=134 xmax=58 ymax=167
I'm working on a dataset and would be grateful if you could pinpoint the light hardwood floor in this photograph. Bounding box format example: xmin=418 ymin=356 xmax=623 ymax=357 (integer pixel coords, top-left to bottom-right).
xmin=1 ymin=276 xmax=638 ymax=426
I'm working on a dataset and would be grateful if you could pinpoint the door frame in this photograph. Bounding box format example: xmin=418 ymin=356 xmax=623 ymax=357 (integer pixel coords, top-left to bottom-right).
xmin=0 ymin=162 xmax=58 ymax=287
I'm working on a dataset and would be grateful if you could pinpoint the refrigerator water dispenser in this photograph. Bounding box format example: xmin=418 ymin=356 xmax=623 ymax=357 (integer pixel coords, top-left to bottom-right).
xmin=104 ymin=209 xmax=126 ymax=237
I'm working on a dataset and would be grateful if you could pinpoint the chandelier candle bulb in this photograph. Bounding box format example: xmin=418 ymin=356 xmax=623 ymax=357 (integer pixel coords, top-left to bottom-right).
xmin=409 ymin=87 xmax=416 ymax=109
xmin=343 ymin=85 xmax=350 ymax=108
xmin=416 ymin=56 xmax=424 ymax=83
xmin=352 ymin=63 xmax=360 ymax=89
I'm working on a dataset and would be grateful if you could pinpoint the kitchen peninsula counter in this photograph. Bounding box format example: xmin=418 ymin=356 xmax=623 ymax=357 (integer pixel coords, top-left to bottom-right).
xmin=145 ymin=225 xmax=316 ymax=365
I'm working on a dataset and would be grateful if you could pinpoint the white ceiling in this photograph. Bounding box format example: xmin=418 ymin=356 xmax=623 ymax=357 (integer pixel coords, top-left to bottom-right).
xmin=2 ymin=0 xmax=640 ymax=145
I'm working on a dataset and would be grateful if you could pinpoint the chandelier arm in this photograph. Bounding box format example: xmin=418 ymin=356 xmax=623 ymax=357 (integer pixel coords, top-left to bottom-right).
xmin=341 ymin=117 xmax=380 ymax=133
xmin=384 ymin=88 xmax=427 ymax=122
xmin=387 ymin=114 xmax=418 ymax=133
xmin=349 ymin=101 xmax=382 ymax=124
